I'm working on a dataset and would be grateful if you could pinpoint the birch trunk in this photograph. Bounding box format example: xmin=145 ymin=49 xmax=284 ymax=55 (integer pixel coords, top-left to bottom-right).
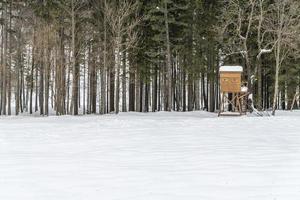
xmin=272 ymin=37 xmax=281 ymax=115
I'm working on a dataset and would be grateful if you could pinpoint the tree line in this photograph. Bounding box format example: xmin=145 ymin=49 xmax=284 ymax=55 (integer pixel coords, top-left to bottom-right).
xmin=0 ymin=0 xmax=299 ymax=116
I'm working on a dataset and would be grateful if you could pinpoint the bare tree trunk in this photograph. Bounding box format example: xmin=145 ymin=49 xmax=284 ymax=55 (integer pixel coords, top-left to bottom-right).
xmin=89 ymin=44 xmax=97 ymax=114
xmin=272 ymin=42 xmax=281 ymax=115
xmin=195 ymin=79 xmax=200 ymax=110
xmin=83 ymin=49 xmax=86 ymax=115
xmin=16 ymin=28 xmax=21 ymax=115
xmin=115 ymin=36 xmax=121 ymax=114
xmin=21 ymin=62 xmax=25 ymax=113
xmin=164 ymin=0 xmax=172 ymax=111
xmin=106 ymin=67 xmax=110 ymax=113
xmin=1 ymin=3 xmax=7 ymax=115
xmin=39 ymin=43 xmax=44 ymax=115
xmin=7 ymin=0 xmax=12 ymax=115
xmin=99 ymin=65 xmax=106 ymax=114
xmin=182 ymin=70 xmax=186 ymax=112
xmin=152 ymin=66 xmax=158 ymax=112
xmin=201 ymin=72 xmax=207 ymax=110
xmin=30 ymin=34 xmax=35 ymax=114
xmin=129 ymin=62 xmax=135 ymax=112
xmin=122 ymin=49 xmax=127 ymax=112
xmin=35 ymin=51 xmax=39 ymax=113
xmin=100 ymin=13 xmax=107 ymax=114
xmin=208 ymin=43 xmax=215 ymax=112
xmin=56 ymin=17 xmax=66 ymax=115
xmin=45 ymin=25 xmax=51 ymax=116
xmin=110 ymin=67 xmax=115 ymax=112
xmin=188 ymin=74 xmax=193 ymax=111
xmin=135 ymin=71 xmax=141 ymax=112
xmin=0 ymin=6 xmax=3 ymax=115
xmin=71 ymin=0 xmax=79 ymax=115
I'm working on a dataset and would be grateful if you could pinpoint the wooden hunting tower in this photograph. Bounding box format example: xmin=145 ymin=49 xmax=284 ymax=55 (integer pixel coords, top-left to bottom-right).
xmin=219 ymin=66 xmax=243 ymax=93
xmin=219 ymin=66 xmax=247 ymax=116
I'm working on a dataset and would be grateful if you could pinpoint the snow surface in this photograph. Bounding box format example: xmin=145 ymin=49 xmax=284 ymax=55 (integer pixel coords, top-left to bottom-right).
xmin=1 ymin=111 xmax=300 ymax=200
xmin=241 ymin=86 xmax=248 ymax=92
xmin=220 ymin=65 xmax=243 ymax=72
xmin=261 ymin=49 xmax=272 ymax=53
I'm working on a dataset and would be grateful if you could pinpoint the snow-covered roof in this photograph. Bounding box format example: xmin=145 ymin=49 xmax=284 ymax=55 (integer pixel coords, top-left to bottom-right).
xmin=219 ymin=66 xmax=243 ymax=72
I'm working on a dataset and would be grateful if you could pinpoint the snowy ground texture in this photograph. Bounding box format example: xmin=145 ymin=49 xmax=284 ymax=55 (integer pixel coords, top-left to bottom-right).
xmin=1 ymin=111 xmax=300 ymax=200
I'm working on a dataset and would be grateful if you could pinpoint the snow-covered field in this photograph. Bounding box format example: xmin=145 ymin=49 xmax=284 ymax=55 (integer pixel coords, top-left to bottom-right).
xmin=1 ymin=111 xmax=300 ymax=200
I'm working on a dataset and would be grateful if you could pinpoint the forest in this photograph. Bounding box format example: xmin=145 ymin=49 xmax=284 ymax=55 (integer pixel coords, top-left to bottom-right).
xmin=0 ymin=0 xmax=299 ymax=116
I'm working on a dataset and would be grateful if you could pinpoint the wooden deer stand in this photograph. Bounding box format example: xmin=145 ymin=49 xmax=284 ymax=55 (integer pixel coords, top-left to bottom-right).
xmin=218 ymin=66 xmax=248 ymax=116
